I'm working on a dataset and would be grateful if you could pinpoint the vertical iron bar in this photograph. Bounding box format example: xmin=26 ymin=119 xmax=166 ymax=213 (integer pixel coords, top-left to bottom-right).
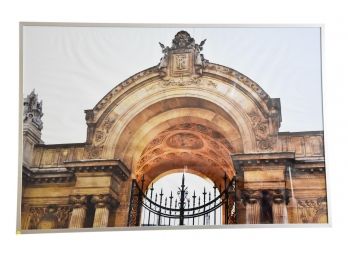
xmin=158 ymin=189 xmax=163 ymax=226
xmin=208 ymin=192 xmax=211 ymax=225
xmin=187 ymin=199 xmax=190 ymax=225
xmin=198 ymin=196 xmax=201 ymax=225
xmin=147 ymin=183 xmax=154 ymax=226
xmin=179 ymin=173 xmax=186 ymax=225
xmin=154 ymin=193 xmax=158 ymax=226
xmin=175 ymin=199 xmax=178 ymax=226
xmin=169 ymin=191 xmax=173 ymax=226
xmin=164 ymin=197 xmax=168 ymax=226
xmin=213 ymin=185 xmax=217 ymax=225
xmin=203 ymin=187 xmax=207 ymax=225
xmin=192 ymin=190 xmax=196 ymax=225
xmin=142 ymin=189 xmax=148 ymax=225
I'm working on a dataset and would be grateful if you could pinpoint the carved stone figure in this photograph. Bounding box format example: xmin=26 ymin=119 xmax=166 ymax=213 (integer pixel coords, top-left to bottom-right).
xmin=158 ymin=42 xmax=170 ymax=76
xmin=171 ymin=31 xmax=196 ymax=49
xmin=23 ymin=90 xmax=43 ymax=130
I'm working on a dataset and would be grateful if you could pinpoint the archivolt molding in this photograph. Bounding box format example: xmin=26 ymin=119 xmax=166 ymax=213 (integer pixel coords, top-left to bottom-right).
xmin=93 ymin=66 xmax=159 ymax=113
xmin=87 ymin=63 xmax=279 ymax=127
xmin=84 ymin=53 xmax=281 ymax=160
xmin=204 ymin=63 xmax=270 ymax=102
xmin=105 ymin=91 xmax=254 ymax=157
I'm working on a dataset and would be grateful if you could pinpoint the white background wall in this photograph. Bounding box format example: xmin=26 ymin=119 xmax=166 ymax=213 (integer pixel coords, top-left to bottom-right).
xmin=1 ymin=1 xmax=348 ymax=257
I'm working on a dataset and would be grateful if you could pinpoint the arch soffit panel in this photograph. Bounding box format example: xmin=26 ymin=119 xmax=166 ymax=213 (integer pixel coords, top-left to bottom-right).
xmin=123 ymin=110 xmax=242 ymax=171
xmin=99 ymin=91 xmax=256 ymax=159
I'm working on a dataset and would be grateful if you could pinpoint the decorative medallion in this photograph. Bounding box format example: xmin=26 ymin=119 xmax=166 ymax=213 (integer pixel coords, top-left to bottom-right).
xmin=85 ymin=145 xmax=103 ymax=159
xmin=166 ymin=133 xmax=204 ymax=149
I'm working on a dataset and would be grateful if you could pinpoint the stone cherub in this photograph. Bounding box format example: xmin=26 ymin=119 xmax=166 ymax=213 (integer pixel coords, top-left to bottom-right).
xmin=158 ymin=42 xmax=170 ymax=76
xmin=194 ymin=39 xmax=208 ymax=75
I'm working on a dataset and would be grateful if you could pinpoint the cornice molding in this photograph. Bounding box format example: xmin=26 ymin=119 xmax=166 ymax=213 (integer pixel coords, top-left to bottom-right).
xmin=23 ymin=159 xmax=130 ymax=186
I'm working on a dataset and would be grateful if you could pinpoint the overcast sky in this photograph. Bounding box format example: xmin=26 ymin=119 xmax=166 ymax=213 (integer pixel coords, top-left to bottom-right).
xmin=23 ymin=26 xmax=323 ymax=144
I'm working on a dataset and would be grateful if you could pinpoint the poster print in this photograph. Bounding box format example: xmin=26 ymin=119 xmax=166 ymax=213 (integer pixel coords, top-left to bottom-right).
xmin=19 ymin=24 xmax=328 ymax=232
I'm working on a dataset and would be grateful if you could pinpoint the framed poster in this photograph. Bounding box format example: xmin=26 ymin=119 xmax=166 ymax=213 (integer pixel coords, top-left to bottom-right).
xmin=18 ymin=23 xmax=328 ymax=233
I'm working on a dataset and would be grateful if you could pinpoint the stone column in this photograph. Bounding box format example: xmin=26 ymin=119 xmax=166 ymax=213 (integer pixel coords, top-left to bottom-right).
xmin=270 ymin=189 xmax=288 ymax=224
xmin=243 ymin=190 xmax=262 ymax=224
xmin=92 ymin=194 xmax=112 ymax=228
xmin=68 ymin=195 xmax=87 ymax=228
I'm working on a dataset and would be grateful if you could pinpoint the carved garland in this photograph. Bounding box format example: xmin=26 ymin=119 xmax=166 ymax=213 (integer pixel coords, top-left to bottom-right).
xmin=157 ymin=77 xmax=217 ymax=88
xmin=297 ymin=197 xmax=327 ymax=223
xmin=85 ymin=145 xmax=104 ymax=159
xmin=247 ymin=110 xmax=275 ymax=151
xmin=93 ymin=114 xmax=119 ymax=145
xmin=28 ymin=205 xmax=72 ymax=229
xmin=86 ymin=112 xmax=120 ymax=159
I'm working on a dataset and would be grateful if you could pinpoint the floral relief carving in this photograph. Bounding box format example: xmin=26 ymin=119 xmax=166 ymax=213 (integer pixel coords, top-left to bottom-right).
xmin=101 ymin=115 xmax=117 ymax=133
xmin=166 ymin=133 xmax=204 ymax=149
xmin=298 ymin=197 xmax=327 ymax=223
xmin=86 ymin=145 xmax=103 ymax=159
xmin=255 ymin=122 xmax=269 ymax=140
xmin=93 ymin=113 xmax=119 ymax=146
xmin=248 ymin=111 xmax=262 ymax=127
xmin=95 ymin=130 xmax=106 ymax=143
xmin=247 ymin=110 xmax=274 ymax=151
xmin=158 ymin=78 xmax=217 ymax=88
xmin=28 ymin=205 xmax=71 ymax=229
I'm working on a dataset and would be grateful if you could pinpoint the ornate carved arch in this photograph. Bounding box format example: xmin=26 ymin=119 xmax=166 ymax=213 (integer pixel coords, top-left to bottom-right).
xmin=83 ymin=31 xmax=282 ymax=180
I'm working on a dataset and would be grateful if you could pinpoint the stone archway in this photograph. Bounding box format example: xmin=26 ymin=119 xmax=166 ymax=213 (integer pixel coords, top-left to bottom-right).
xmin=21 ymin=30 xmax=327 ymax=230
xmin=105 ymin=95 xmax=247 ymax=226
xmin=115 ymin=96 xmax=244 ymax=182
xmin=80 ymin=31 xmax=282 ymax=226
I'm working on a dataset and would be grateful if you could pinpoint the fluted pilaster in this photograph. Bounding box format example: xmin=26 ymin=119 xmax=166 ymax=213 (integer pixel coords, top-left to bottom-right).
xmin=270 ymin=189 xmax=288 ymax=224
xmin=243 ymin=190 xmax=262 ymax=224
xmin=69 ymin=195 xmax=87 ymax=228
xmin=91 ymin=194 xmax=114 ymax=228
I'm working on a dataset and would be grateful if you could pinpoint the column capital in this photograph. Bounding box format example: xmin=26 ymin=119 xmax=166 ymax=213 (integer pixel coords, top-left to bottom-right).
xmin=242 ymin=189 xmax=262 ymax=205
xmin=69 ymin=195 xmax=88 ymax=209
xmin=91 ymin=194 xmax=118 ymax=209
xmin=268 ymin=189 xmax=289 ymax=204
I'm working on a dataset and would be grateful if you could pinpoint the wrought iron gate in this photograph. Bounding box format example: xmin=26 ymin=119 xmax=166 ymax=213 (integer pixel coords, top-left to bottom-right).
xmin=128 ymin=173 xmax=237 ymax=226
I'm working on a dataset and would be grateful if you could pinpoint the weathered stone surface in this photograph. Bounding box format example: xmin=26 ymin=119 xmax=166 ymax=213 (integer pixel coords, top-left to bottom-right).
xmin=20 ymin=31 xmax=327 ymax=229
